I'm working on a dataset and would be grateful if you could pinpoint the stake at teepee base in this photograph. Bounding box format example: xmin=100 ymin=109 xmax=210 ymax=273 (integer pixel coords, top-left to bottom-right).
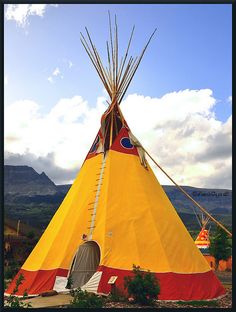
xmin=5 ymin=15 xmax=226 ymax=301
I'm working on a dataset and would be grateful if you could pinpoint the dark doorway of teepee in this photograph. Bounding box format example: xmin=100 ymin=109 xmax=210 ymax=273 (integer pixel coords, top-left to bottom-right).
xmin=70 ymin=241 xmax=100 ymax=288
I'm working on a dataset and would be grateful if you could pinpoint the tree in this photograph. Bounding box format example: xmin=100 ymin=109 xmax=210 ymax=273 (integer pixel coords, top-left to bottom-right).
xmin=209 ymin=226 xmax=231 ymax=270
xmin=27 ymin=231 xmax=35 ymax=239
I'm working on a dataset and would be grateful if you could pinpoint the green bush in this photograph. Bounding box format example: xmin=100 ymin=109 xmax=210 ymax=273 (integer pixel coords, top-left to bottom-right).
xmin=4 ymin=274 xmax=32 ymax=308
xmin=4 ymin=279 xmax=8 ymax=291
xmin=124 ymin=265 xmax=160 ymax=305
xmin=4 ymin=268 xmax=14 ymax=280
xmin=66 ymin=274 xmax=73 ymax=289
xmin=4 ymin=263 xmax=20 ymax=279
xmin=70 ymin=288 xmax=104 ymax=308
xmin=27 ymin=231 xmax=35 ymax=239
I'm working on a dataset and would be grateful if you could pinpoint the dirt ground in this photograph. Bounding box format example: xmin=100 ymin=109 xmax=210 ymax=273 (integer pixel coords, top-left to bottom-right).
xmin=215 ymin=271 xmax=232 ymax=284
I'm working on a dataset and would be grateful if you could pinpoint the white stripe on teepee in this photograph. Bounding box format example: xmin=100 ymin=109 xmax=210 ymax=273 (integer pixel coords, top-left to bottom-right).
xmin=81 ymin=271 xmax=102 ymax=293
xmin=89 ymin=155 xmax=107 ymax=239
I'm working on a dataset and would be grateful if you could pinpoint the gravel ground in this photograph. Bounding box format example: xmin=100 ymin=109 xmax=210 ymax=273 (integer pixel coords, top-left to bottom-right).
xmin=103 ymin=288 xmax=232 ymax=308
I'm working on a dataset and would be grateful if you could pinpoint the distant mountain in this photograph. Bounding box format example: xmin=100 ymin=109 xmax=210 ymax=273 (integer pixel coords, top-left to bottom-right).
xmin=4 ymin=165 xmax=232 ymax=232
xmin=163 ymin=185 xmax=232 ymax=215
xmin=4 ymin=165 xmax=58 ymax=195
xmin=56 ymin=184 xmax=71 ymax=193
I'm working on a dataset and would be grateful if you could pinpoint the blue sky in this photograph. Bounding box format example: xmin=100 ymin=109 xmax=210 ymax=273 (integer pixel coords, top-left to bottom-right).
xmin=5 ymin=4 xmax=232 ymax=120
xmin=4 ymin=4 xmax=232 ymax=188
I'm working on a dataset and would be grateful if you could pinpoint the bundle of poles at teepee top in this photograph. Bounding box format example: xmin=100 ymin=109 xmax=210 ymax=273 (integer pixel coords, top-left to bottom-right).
xmin=80 ymin=13 xmax=156 ymax=106
xmin=80 ymin=13 xmax=232 ymax=238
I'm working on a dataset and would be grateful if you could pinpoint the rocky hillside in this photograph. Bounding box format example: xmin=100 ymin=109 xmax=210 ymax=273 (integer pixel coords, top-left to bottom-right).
xmin=4 ymin=165 xmax=58 ymax=195
xmin=163 ymin=185 xmax=231 ymax=215
xmin=4 ymin=165 xmax=232 ymax=232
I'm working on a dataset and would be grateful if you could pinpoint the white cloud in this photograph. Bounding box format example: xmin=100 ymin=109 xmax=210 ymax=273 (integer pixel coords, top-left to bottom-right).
xmin=4 ymin=89 xmax=232 ymax=188
xmin=5 ymin=4 xmax=57 ymax=27
xmin=5 ymin=96 xmax=107 ymax=171
xmin=4 ymin=75 xmax=8 ymax=86
xmin=47 ymin=76 xmax=54 ymax=83
xmin=52 ymin=67 xmax=60 ymax=76
xmin=68 ymin=61 xmax=73 ymax=68
xmin=227 ymin=96 xmax=232 ymax=104
xmin=47 ymin=67 xmax=63 ymax=83
xmin=121 ymin=89 xmax=231 ymax=188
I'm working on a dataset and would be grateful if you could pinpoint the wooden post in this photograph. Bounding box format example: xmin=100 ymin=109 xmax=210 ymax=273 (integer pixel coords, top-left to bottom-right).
xmin=16 ymin=220 xmax=20 ymax=236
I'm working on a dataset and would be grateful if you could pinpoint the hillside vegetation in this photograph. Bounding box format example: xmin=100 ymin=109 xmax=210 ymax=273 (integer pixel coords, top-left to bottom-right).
xmin=4 ymin=165 xmax=232 ymax=233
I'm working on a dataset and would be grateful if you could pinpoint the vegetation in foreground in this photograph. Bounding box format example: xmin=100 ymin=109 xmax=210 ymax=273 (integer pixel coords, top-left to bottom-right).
xmin=4 ymin=274 xmax=32 ymax=308
xmin=124 ymin=264 xmax=160 ymax=305
xmin=70 ymin=288 xmax=105 ymax=308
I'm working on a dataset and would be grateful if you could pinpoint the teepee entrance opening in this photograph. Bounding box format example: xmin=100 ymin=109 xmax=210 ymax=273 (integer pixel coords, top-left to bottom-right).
xmin=70 ymin=241 xmax=100 ymax=289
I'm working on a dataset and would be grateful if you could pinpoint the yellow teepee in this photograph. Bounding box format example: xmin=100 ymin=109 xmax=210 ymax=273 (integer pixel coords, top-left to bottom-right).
xmin=6 ymin=15 xmax=226 ymax=300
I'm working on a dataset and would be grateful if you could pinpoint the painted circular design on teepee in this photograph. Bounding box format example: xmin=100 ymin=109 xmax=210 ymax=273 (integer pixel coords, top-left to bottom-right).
xmin=89 ymin=135 xmax=100 ymax=153
xmin=120 ymin=137 xmax=134 ymax=149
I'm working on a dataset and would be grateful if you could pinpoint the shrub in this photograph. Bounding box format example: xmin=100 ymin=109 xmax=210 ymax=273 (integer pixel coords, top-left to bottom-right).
xmin=70 ymin=288 xmax=104 ymax=308
xmin=4 ymin=267 xmax=14 ymax=280
xmin=4 ymin=279 xmax=8 ymax=291
xmin=4 ymin=263 xmax=20 ymax=279
xmin=124 ymin=265 xmax=160 ymax=305
xmin=27 ymin=231 xmax=35 ymax=239
xmin=4 ymin=274 xmax=32 ymax=308
xmin=66 ymin=274 xmax=73 ymax=289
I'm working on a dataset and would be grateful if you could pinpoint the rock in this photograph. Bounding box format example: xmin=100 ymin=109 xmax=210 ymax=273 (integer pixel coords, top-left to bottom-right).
xmin=40 ymin=290 xmax=58 ymax=297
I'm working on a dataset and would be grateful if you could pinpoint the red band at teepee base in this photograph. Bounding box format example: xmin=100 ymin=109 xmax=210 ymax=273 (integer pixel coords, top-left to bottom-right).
xmin=5 ymin=265 xmax=225 ymax=300
xmin=5 ymin=268 xmax=68 ymax=297
xmin=97 ymin=265 xmax=225 ymax=301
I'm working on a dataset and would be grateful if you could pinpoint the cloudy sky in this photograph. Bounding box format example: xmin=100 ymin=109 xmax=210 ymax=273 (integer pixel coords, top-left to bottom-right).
xmin=4 ymin=4 xmax=232 ymax=189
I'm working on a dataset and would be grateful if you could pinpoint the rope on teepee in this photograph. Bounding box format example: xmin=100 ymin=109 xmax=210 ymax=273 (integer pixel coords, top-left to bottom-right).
xmin=142 ymin=146 xmax=232 ymax=238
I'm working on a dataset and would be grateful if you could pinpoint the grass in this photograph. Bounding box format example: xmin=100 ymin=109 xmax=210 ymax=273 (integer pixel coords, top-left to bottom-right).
xmin=176 ymin=300 xmax=219 ymax=307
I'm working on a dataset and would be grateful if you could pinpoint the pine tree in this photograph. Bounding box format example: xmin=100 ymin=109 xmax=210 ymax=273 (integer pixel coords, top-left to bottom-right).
xmin=209 ymin=226 xmax=231 ymax=270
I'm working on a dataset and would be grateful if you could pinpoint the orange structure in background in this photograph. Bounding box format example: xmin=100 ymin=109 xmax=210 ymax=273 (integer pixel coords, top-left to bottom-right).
xmin=204 ymin=255 xmax=232 ymax=271
xmin=194 ymin=225 xmax=232 ymax=272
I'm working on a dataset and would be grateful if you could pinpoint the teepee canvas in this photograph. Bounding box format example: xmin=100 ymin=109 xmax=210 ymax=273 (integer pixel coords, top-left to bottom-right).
xmin=195 ymin=215 xmax=211 ymax=254
xmin=5 ymin=17 xmax=226 ymax=301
